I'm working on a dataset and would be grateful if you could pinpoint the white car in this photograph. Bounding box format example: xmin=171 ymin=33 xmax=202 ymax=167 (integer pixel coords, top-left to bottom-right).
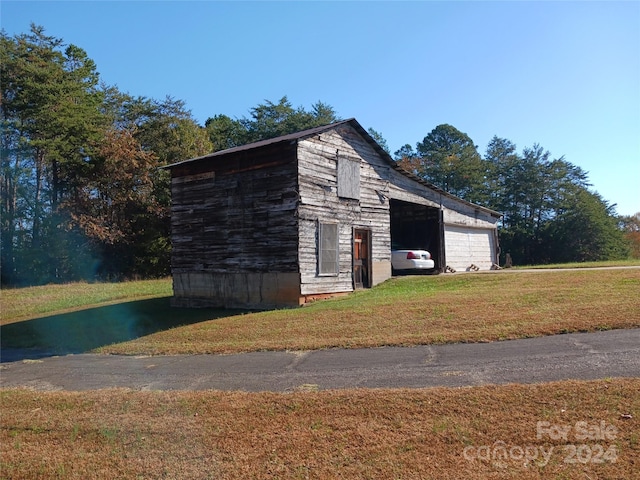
xmin=391 ymin=249 xmax=435 ymax=273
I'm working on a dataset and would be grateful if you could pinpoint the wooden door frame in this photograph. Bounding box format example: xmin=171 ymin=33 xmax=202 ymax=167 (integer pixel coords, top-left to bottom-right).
xmin=352 ymin=227 xmax=372 ymax=289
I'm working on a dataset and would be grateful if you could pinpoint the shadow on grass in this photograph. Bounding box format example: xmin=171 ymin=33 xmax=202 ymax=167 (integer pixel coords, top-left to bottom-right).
xmin=0 ymin=297 xmax=239 ymax=362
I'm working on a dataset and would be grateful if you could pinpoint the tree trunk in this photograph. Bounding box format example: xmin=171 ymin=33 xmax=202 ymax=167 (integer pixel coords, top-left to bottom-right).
xmin=32 ymin=149 xmax=45 ymax=248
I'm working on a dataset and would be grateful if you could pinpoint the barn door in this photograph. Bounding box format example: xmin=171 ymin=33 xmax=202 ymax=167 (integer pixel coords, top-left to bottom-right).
xmin=353 ymin=228 xmax=372 ymax=289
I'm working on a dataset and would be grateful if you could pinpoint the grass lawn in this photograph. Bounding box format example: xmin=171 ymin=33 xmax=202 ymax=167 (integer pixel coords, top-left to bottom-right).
xmin=5 ymin=268 xmax=638 ymax=355
xmin=1 ymin=267 xmax=638 ymax=478
xmin=2 ymin=379 xmax=638 ymax=479
xmin=512 ymin=259 xmax=640 ymax=269
xmin=1 ymin=278 xmax=172 ymax=324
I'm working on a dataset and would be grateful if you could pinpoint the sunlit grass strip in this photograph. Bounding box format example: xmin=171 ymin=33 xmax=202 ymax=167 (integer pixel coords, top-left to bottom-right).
xmin=1 ymin=379 xmax=638 ymax=479
xmin=3 ymin=268 xmax=639 ymax=355
xmin=1 ymin=279 xmax=172 ymax=325
xmin=513 ymin=259 xmax=640 ymax=269
xmin=97 ymin=269 xmax=640 ymax=355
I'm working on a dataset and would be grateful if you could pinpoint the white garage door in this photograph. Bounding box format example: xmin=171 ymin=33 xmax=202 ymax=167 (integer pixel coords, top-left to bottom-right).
xmin=444 ymin=226 xmax=497 ymax=271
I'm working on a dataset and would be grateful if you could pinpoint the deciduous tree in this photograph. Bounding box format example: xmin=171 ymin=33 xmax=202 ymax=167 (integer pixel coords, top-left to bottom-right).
xmin=619 ymin=212 xmax=640 ymax=258
xmin=1 ymin=25 xmax=105 ymax=283
xmin=205 ymin=114 xmax=248 ymax=151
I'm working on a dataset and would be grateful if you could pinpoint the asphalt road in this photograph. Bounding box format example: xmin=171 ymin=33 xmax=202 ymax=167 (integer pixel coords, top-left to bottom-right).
xmin=1 ymin=329 xmax=638 ymax=392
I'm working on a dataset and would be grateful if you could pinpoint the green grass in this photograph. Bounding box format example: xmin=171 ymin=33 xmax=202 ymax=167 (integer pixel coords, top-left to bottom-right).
xmin=2 ymin=266 xmax=639 ymax=356
xmin=1 ymin=278 xmax=172 ymax=323
xmin=512 ymin=259 xmax=640 ymax=269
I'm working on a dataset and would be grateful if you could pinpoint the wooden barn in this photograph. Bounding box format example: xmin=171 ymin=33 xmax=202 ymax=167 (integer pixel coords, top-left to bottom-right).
xmin=164 ymin=118 xmax=501 ymax=308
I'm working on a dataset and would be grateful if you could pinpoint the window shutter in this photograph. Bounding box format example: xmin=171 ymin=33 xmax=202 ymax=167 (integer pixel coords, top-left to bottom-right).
xmin=318 ymin=222 xmax=339 ymax=276
xmin=337 ymin=156 xmax=360 ymax=199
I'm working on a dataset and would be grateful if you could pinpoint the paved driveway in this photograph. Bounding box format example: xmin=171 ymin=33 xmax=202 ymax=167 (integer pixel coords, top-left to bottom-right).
xmin=1 ymin=329 xmax=638 ymax=392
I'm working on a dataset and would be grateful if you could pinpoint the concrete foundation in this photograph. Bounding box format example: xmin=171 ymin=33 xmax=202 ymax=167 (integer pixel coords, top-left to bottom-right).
xmin=171 ymin=272 xmax=302 ymax=309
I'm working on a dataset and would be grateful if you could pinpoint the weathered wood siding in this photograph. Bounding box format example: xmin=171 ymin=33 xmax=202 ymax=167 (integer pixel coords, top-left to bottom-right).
xmin=167 ymin=118 xmax=501 ymax=308
xmin=169 ymin=143 xmax=302 ymax=307
xmin=382 ymin=168 xmax=499 ymax=231
xmin=312 ymin=126 xmax=499 ymax=270
xmin=297 ymin=125 xmax=392 ymax=296
xmin=360 ymin=147 xmax=500 ymax=271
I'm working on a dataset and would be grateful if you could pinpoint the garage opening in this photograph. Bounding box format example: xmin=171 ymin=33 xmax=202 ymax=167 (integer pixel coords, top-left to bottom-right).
xmin=390 ymin=199 xmax=444 ymax=272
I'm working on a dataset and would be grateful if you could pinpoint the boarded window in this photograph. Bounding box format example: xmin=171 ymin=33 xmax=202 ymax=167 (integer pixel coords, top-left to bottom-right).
xmin=337 ymin=156 xmax=360 ymax=199
xmin=318 ymin=221 xmax=339 ymax=276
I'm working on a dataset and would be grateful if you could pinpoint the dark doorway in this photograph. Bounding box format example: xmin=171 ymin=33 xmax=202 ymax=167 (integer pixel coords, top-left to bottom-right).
xmin=353 ymin=228 xmax=372 ymax=288
xmin=390 ymin=199 xmax=444 ymax=272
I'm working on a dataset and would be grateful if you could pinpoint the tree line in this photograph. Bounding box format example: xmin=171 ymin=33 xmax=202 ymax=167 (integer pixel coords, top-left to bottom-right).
xmin=1 ymin=26 xmax=637 ymax=286
xmin=394 ymin=125 xmax=634 ymax=265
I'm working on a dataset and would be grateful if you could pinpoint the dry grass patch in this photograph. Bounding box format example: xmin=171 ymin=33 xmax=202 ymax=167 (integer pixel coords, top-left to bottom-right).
xmin=98 ymin=269 xmax=640 ymax=355
xmin=2 ymin=379 xmax=638 ymax=479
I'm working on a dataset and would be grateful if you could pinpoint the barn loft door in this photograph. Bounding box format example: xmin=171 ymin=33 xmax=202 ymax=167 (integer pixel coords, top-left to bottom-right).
xmin=353 ymin=228 xmax=372 ymax=289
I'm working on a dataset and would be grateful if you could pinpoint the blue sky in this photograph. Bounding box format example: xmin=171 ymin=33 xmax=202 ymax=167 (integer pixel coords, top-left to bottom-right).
xmin=2 ymin=1 xmax=639 ymax=216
